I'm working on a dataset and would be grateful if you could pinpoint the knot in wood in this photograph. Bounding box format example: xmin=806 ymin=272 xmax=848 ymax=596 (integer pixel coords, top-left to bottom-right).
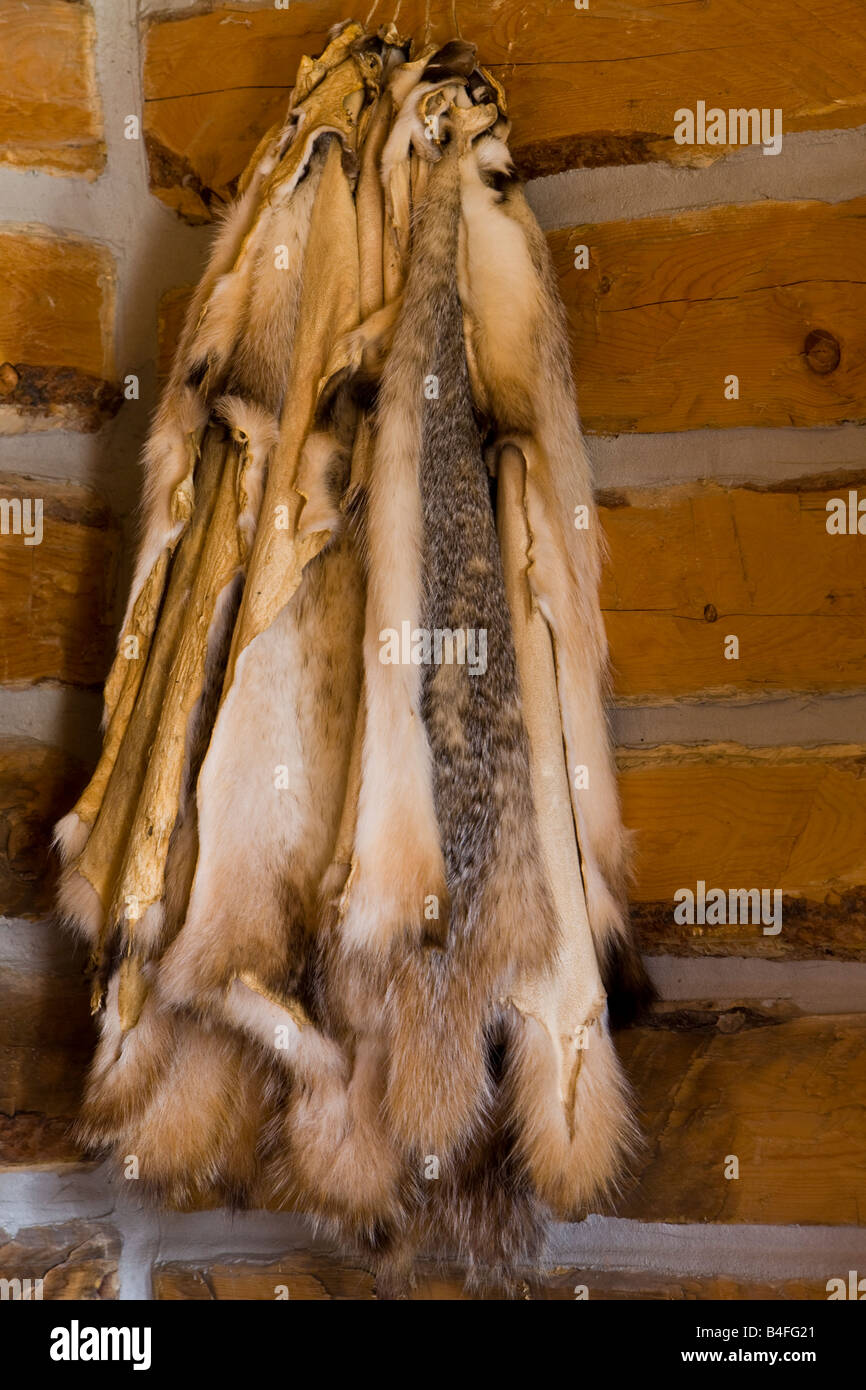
xmin=803 ymin=328 xmax=841 ymax=375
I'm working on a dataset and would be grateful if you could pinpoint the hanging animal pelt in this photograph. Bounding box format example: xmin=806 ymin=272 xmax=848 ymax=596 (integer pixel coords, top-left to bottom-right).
xmin=55 ymin=18 xmax=653 ymax=1292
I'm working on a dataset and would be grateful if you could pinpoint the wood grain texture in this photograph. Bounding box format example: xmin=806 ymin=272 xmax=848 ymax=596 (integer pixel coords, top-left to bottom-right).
xmin=0 ymin=1221 xmax=118 ymax=1299
xmin=151 ymin=1254 xmax=832 ymax=1301
xmin=0 ymin=941 xmax=93 ymax=1169
xmin=0 ymin=740 xmax=89 ymax=921
xmin=143 ymin=5 xmax=333 ymax=221
xmin=0 ymin=474 xmax=120 ymax=685
xmin=601 ymin=479 xmax=866 ymax=698
xmin=619 ymin=744 xmax=866 ymax=958
xmin=0 ymin=0 xmax=105 ymax=177
xmin=0 ymin=1112 xmax=86 ymax=1171
xmin=0 ymin=229 xmax=119 ymax=432
xmin=619 ymin=1013 xmax=866 ymax=1226
xmin=551 ymin=198 xmax=866 ymax=433
xmin=142 ymin=0 xmax=866 ymax=218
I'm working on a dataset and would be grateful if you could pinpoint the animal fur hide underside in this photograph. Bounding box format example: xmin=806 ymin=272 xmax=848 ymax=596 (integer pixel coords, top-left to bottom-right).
xmin=55 ymin=18 xmax=652 ymax=1292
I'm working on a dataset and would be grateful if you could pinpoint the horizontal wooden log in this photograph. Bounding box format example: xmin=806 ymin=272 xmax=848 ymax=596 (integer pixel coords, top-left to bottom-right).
xmin=151 ymin=1255 xmax=829 ymax=1301
xmin=619 ymin=744 xmax=866 ymax=958
xmin=143 ymin=0 xmax=866 ymax=219
xmin=0 ymin=229 xmax=119 ymax=432
xmin=490 ymin=0 xmax=866 ymax=177
xmin=0 ymin=474 xmax=120 ymax=685
xmin=0 ymin=740 xmax=89 ymax=921
xmin=0 ymin=1221 xmax=118 ymax=1299
xmin=600 ymin=478 xmax=866 ymax=698
xmin=619 ymin=1012 xmax=866 ymax=1226
xmin=0 ymin=0 xmax=104 ymax=177
xmin=551 ymin=197 xmax=866 ymax=433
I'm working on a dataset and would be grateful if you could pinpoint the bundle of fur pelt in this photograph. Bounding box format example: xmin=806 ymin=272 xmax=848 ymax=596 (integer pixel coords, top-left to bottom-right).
xmin=55 ymin=19 xmax=653 ymax=1292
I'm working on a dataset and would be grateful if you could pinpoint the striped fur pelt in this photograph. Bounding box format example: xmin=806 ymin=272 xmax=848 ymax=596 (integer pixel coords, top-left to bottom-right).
xmin=54 ymin=18 xmax=653 ymax=1293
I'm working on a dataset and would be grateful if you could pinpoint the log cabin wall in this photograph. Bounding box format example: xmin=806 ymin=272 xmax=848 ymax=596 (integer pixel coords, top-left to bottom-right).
xmin=0 ymin=0 xmax=863 ymax=1300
